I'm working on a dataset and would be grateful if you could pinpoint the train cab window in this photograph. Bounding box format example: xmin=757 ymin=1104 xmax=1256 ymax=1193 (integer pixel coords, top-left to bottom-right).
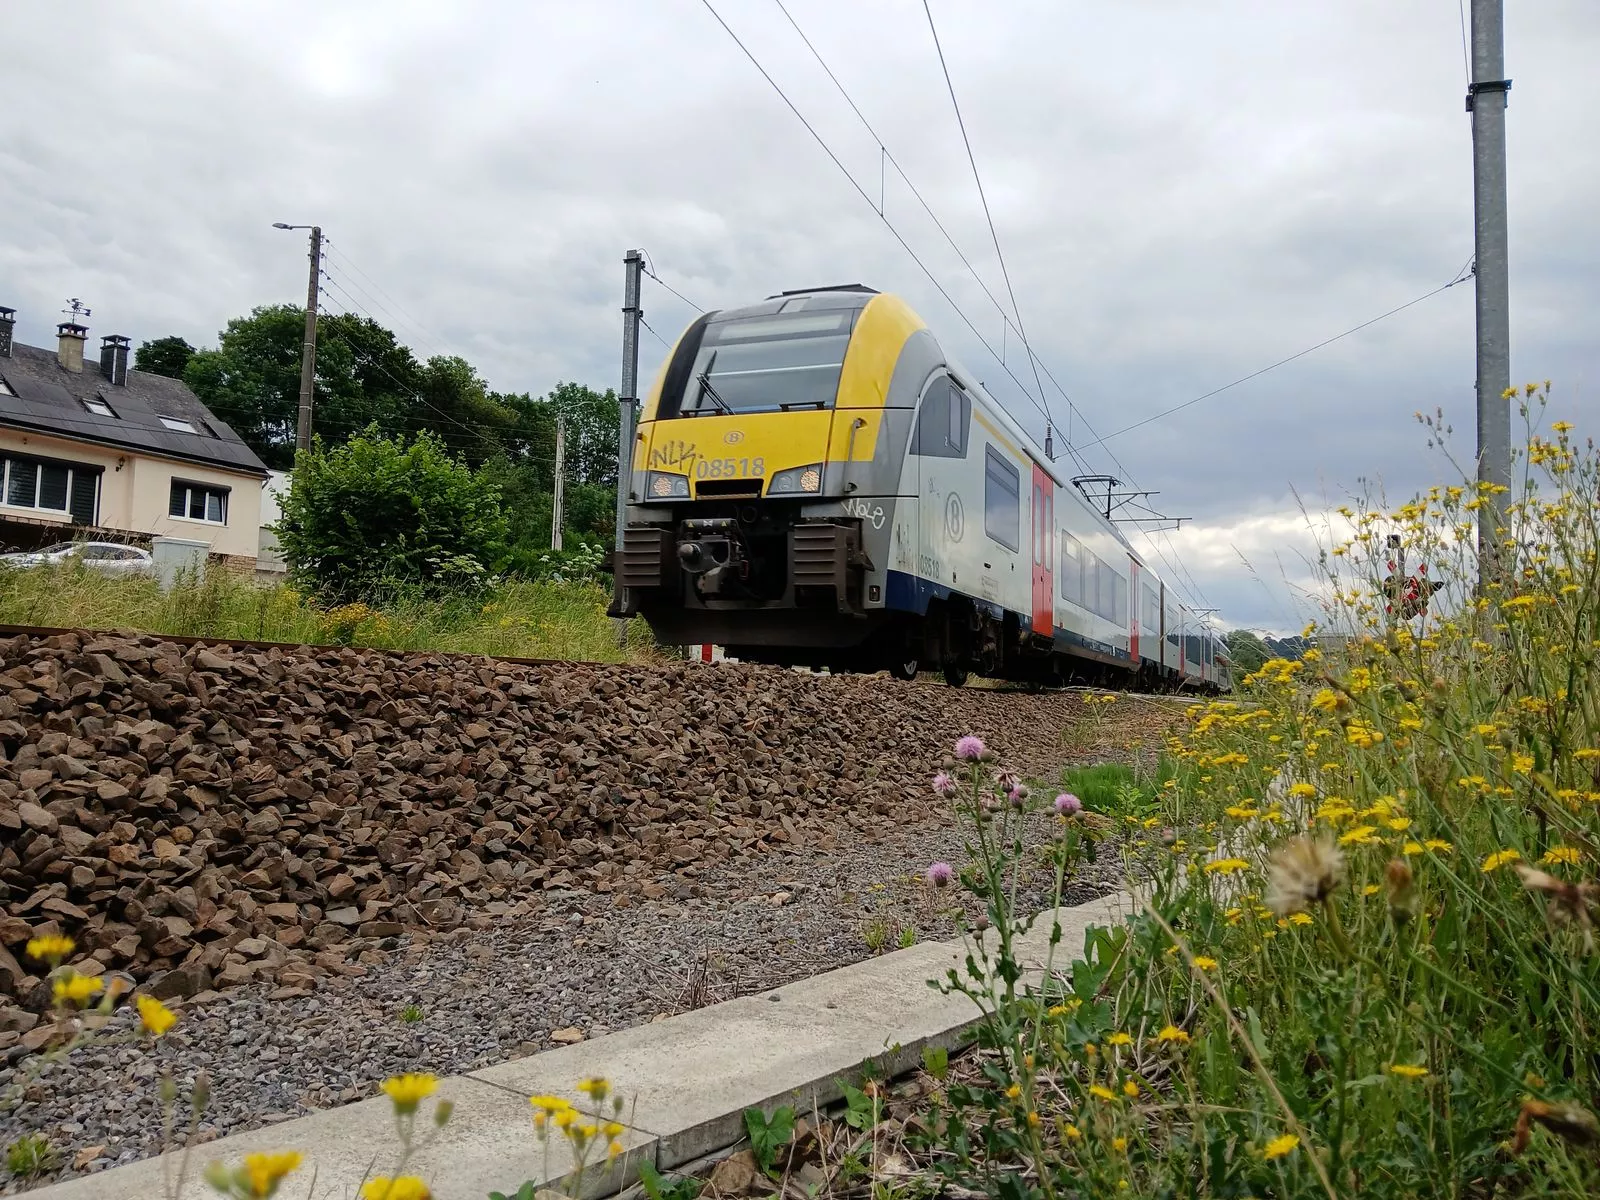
xmin=910 ymin=378 xmax=969 ymax=458
xmin=678 ymin=309 xmax=857 ymax=415
xmin=983 ymin=445 xmax=1020 ymax=552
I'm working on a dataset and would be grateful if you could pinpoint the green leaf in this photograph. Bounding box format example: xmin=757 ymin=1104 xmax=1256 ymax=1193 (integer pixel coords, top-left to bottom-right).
xmin=744 ymin=1105 xmax=795 ymax=1174
xmin=922 ymin=1044 xmax=950 ymax=1081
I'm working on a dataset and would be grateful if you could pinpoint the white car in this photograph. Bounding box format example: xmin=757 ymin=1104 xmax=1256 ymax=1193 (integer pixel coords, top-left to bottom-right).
xmin=0 ymin=541 xmax=155 ymax=575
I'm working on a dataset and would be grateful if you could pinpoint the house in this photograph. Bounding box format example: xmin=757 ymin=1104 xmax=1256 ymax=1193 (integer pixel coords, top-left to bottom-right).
xmin=0 ymin=305 xmax=270 ymax=568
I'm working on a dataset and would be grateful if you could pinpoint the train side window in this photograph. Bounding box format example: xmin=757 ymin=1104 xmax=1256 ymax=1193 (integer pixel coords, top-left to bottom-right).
xmin=983 ymin=445 xmax=1020 ymax=551
xmin=1060 ymin=533 xmax=1081 ymax=604
xmin=911 ymin=379 xmax=969 ymax=458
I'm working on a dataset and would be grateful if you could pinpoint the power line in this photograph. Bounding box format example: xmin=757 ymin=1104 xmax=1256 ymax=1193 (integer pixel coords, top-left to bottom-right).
xmin=1078 ymin=263 xmax=1475 ymax=452
xmin=639 ymin=316 xmax=671 ymax=348
xmin=696 ymin=0 xmax=1062 ymax=441
xmin=639 ymin=257 xmax=704 ymax=314
xmin=921 ymin=0 xmax=1054 ymax=439
xmin=321 ymin=239 xmax=467 ymax=363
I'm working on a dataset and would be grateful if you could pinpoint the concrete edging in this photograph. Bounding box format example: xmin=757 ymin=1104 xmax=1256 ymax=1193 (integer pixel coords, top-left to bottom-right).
xmin=22 ymin=891 xmax=1133 ymax=1200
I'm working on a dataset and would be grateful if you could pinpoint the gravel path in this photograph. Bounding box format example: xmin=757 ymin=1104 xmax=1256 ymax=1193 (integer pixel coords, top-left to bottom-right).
xmin=0 ymin=692 xmax=1174 ymax=1193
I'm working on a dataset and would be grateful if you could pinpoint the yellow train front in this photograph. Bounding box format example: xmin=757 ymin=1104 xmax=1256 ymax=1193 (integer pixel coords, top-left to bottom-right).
xmin=611 ymin=284 xmax=922 ymax=671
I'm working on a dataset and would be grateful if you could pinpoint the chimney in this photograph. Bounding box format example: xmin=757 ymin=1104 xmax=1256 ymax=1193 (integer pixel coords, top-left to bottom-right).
xmin=99 ymin=334 xmax=131 ymax=386
xmin=57 ymin=321 xmax=88 ymax=373
xmin=0 ymin=307 xmax=14 ymax=358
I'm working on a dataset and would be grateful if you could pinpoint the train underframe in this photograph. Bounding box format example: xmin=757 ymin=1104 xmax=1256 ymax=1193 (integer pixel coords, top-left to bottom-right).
xmin=613 ymin=508 xmax=1217 ymax=693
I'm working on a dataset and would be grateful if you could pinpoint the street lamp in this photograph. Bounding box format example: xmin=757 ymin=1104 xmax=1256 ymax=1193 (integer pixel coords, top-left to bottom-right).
xmin=273 ymin=222 xmax=323 ymax=454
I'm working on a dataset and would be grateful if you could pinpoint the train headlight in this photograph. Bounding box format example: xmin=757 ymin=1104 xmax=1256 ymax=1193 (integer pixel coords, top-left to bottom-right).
xmin=768 ymin=463 xmax=824 ymax=495
xmin=647 ymin=471 xmax=690 ymax=499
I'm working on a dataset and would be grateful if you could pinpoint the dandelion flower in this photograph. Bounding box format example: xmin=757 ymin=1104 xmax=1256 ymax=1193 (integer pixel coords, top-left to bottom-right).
xmin=608 ymin=1140 xmax=625 ymax=1159
xmin=136 ymin=994 xmax=177 ymax=1037
xmin=577 ymin=1077 xmax=610 ymax=1101
xmin=1541 ymin=846 xmax=1582 ymax=866
xmin=954 ymin=735 xmax=985 ymax=761
xmin=1005 ymin=1084 xmax=1022 ymax=1100
xmin=1424 ymin=839 xmax=1453 ymax=854
xmin=925 ymin=861 xmax=955 ymax=888
xmin=244 ymin=1152 xmax=304 ymax=1197
xmin=381 ymin=1073 xmax=439 ymax=1114
xmin=1063 ymin=1123 xmax=1083 ymax=1141
xmin=52 ymin=970 xmax=104 ymax=1007
xmin=1122 ymin=1079 xmax=1140 ymax=1098
xmin=1106 ymin=1032 xmax=1133 ymax=1047
xmin=1287 ymin=782 xmax=1317 ymax=800
xmin=1089 ymin=1084 xmax=1119 ymax=1102
xmin=1156 ymin=1025 xmax=1190 ymax=1045
xmin=1338 ymin=825 xmax=1379 ymax=847
xmin=1263 ymin=1133 xmax=1299 ymax=1160
xmin=1388 ymin=1064 xmax=1429 ymax=1079
xmin=1265 ymin=835 xmax=1346 ymax=916
xmin=1192 ymin=956 xmax=1218 ymax=971
xmin=361 ymin=1178 xmax=430 ymax=1200
xmin=1111 ymin=1136 xmax=1128 ymax=1152
xmin=25 ymin=934 xmax=75 ymax=966
xmin=1204 ymin=858 xmax=1250 ymax=875
xmin=1481 ymin=849 xmax=1522 ymax=874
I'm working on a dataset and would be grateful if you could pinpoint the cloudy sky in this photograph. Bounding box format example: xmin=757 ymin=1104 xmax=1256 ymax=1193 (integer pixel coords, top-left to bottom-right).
xmin=5 ymin=0 xmax=1597 ymax=633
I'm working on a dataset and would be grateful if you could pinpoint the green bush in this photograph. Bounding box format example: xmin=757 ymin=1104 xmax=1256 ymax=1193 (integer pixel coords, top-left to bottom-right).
xmin=273 ymin=426 xmax=508 ymax=602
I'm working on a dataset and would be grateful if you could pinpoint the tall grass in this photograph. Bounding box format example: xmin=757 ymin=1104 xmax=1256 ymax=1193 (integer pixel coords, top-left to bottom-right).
xmin=0 ymin=563 xmax=656 ymax=664
xmin=911 ymin=391 xmax=1600 ymax=1197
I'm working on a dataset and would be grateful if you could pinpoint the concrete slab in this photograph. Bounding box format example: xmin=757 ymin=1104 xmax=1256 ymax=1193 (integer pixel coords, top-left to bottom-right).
xmin=23 ymin=892 xmax=1131 ymax=1200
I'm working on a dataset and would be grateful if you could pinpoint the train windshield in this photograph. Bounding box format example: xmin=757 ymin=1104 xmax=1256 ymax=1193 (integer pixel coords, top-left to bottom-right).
xmin=679 ymin=310 xmax=857 ymax=415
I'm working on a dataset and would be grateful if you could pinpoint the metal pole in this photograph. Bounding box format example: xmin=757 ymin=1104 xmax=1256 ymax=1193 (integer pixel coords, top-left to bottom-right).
xmin=614 ymin=249 xmax=644 ymax=645
xmin=1468 ymin=0 xmax=1511 ymax=591
xmin=295 ymin=226 xmax=323 ymax=455
xmin=552 ymin=412 xmax=566 ymax=552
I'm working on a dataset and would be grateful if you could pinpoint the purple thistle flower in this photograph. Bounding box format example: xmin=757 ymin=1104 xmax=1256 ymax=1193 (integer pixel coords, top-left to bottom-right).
xmin=1054 ymin=793 xmax=1083 ymax=816
xmin=955 ymin=735 xmax=985 ymax=761
xmin=932 ymin=772 xmax=957 ymax=798
xmin=926 ymin=861 xmax=955 ymax=888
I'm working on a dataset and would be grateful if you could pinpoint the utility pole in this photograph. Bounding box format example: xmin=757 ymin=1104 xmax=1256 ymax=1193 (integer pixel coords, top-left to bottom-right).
xmin=1468 ymin=0 xmax=1511 ymax=591
xmin=614 ymin=249 xmax=644 ymax=646
xmin=551 ymin=412 xmax=566 ymax=552
xmin=274 ymin=222 xmax=323 ymax=456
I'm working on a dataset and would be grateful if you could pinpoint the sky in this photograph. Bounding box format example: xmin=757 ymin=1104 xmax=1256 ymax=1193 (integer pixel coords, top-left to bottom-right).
xmin=3 ymin=0 xmax=1597 ymax=634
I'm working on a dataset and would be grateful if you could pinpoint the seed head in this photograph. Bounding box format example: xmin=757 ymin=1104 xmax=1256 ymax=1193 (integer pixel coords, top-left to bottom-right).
xmin=1265 ymin=834 xmax=1346 ymax=916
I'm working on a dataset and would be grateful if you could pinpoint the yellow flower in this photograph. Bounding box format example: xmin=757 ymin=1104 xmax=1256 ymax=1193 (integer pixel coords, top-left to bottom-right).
xmin=25 ymin=934 xmax=75 ymax=966
xmin=530 ymin=1095 xmax=575 ymax=1114
xmin=1289 ymin=912 xmax=1314 ymax=926
xmin=1005 ymin=1083 xmax=1022 ymax=1100
xmin=1481 ymin=849 xmax=1522 ymax=874
xmin=1122 ymin=1079 xmax=1140 ymax=1098
xmin=1288 ymin=782 xmax=1317 ymax=800
xmin=1026 ymin=1110 xmax=1041 ymax=1128
xmin=381 ymin=1073 xmax=439 ymax=1114
xmin=1063 ymin=1122 xmax=1083 ymax=1141
xmin=1311 ymin=689 xmax=1341 ymax=712
xmin=608 ymin=1140 xmax=625 ymax=1159
xmin=1156 ymin=1025 xmax=1190 ymax=1044
xmin=1204 ymin=858 xmax=1251 ymax=875
xmin=361 ymin=1178 xmax=431 ymax=1200
xmin=1338 ymin=825 xmax=1378 ymax=847
xmin=577 ymin=1077 xmax=611 ymax=1101
xmin=1575 ymin=749 xmax=1600 ymax=761
xmin=1552 ymin=420 xmax=1573 ymax=433
xmin=1403 ymin=841 xmax=1424 ymax=856
xmin=1424 ymin=839 xmax=1454 ymax=854
xmin=603 ymin=1121 xmax=626 ymax=1139
xmin=1192 ymin=956 xmax=1218 ymax=971
xmin=136 ymin=994 xmax=177 ymax=1037
xmin=1541 ymin=846 xmax=1582 ymax=866
xmin=1263 ymin=1133 xmax=1300 ymax=1160
xmin=1111 ymin=1136 xmax=1128 ymax=1152
xmin=52 ymin=970 xmax=104 ymax=1007
xmin=1106 ymin=1032 xmax=1133 ymax=1047
xmin=1089 ymin=1084 xmax=1119 ymax=1102
xmin=1388 ymin=1064 xmax=1429 ymax=1079
xmin=1386 ymin=817 xmax=1411 ymax=832
xmin=244 ymin=1151 xmax=304 ymax=1197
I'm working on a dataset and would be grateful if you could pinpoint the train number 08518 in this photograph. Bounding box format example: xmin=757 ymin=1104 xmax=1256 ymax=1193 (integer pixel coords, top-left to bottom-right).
xmin=694 ymin=457 xmax=766 ymax=479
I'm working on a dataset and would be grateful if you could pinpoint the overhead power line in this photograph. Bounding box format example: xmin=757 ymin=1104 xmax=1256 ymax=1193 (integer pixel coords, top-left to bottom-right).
xmin=921 ymin=0 xmax=1055 ymax=441
xmin=1079 ymin=262 xmax=1475 ymax=453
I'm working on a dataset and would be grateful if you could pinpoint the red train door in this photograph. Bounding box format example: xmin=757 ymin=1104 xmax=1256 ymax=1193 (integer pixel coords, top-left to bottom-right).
xmin=1030 ymin=465 xmax=1053 ymax=638
xmin=1128 ymin=557 xmax=1141 ymax=661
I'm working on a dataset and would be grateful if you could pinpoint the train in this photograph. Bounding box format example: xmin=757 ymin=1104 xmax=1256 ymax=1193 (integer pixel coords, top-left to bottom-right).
xmin=608 ymin=284 xmax=1231 ymax=693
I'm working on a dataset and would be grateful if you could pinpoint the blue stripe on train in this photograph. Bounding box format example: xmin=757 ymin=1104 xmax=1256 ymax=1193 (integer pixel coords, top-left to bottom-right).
xmin=884 ymin=569 xmax=1135 ymax=664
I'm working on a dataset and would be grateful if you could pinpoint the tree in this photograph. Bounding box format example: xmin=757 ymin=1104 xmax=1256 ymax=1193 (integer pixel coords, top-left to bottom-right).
xmin=544 ymin=381 xmax=620 ymax=489
xmin=273 ymin=427 xmax=507 ymax=601
xmin=133 ymin=336 xmax=196 ymax=380
xmin=1225 ymin=629 xmax=1271 ymax=678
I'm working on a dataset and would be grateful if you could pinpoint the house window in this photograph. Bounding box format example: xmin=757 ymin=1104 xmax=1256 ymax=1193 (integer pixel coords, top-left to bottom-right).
xmin=159 ymin=416 xmax=197 ymax=434
xmin=169 ymin=481 xmax=228 ymax=524
xmin=983 ymin=445 xmax=1019 ymax=551
xmin=0 ymin=453 xmax=100 ymax=523
xmin=83 ymin=397 xmax=117 ymax=417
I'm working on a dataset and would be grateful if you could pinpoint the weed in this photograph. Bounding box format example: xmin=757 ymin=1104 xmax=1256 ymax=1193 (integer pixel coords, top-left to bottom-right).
xmin=638 ymin=1159 xmax=704 ymax=1200
xmin=399 ymin=1003 xmax=425 ymax=1025
xmin=862 ymin=915 xmax=897 ymax=953
xmin=5 ymin=1134 xmax=59 ymax=1179
xmin=744 ymin=1105 xmax=796 ymax=1176
xmin=897 ymin=926 xmax=919 ymax=949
